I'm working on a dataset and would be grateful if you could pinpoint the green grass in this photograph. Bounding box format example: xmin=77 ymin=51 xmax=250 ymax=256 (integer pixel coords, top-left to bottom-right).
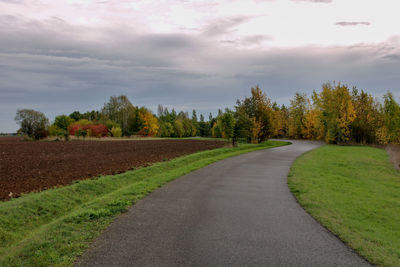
xmin=0 ymin=140 xmax=289 ymax=266
xmin=288 ymin=145 xmax=400 ymax=266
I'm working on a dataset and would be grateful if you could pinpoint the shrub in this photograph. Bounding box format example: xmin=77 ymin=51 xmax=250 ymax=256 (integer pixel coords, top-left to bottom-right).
xmin=49 ymin=125 xmax=69 ymax=140
xmin=111 ymin=126 xmax=122 ymax=137
xmin=68 ymin=123 xmax=108 ymax=138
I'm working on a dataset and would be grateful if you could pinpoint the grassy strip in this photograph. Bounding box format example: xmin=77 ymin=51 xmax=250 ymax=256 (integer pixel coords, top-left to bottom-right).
xmin=288 ymin=145 xmax=400 ymax=266
xmin=0 ymin=140 xmax=289 ymax=266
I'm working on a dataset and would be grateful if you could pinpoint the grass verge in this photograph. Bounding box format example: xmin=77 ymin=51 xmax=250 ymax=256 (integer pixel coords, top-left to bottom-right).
xmin=288 ymin=145 xmax=400 ymax=266
xmin=0 ymin=140 xmax=289 ymax=266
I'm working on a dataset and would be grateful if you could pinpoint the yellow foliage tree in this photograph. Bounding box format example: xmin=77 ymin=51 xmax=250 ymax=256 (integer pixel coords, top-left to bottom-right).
xmin=139 ymin=111 xmax=159 ymax=136
xmin=301 ymin=101 xmax=319 ymax=140
xmin=251 ymin=118 xmax=262 ymax=144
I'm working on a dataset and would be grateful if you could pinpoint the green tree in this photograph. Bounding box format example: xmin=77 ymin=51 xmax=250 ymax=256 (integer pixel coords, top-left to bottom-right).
xmin=383 ymin=91 xmax=400 ymax=143
xmin=15 ymin=109 xmax=49 ymax=140
xmin=219 ymin=109 xmax=237 ymax=145
xmin=102 ymin=95 xmax=135 ymax=135
xmin=288 ymin=92 xmax=307 ymax=139
xmin=69 ymin=111 xmax=83 ymax=121
xmin=54 ymin=115 xmax=74 ymax=131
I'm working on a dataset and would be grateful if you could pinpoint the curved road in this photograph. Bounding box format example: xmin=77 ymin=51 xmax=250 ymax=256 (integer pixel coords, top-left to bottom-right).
xmin=76 ymin=140 xmax=370 ymax=266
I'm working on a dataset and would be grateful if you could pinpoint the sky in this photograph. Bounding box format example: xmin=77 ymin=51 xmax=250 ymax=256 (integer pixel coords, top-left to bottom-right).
xmin=1 ymin=0 xmax=400 ymax=132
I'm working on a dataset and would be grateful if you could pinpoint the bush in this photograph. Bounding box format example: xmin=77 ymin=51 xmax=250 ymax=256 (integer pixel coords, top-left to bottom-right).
xmin=110 ymin=126 xmax=122 ymax=137
xmin=49 ymin=125 xmax=70 ymax=140
xmin=68 ymin=123 xmax=109 ymax=138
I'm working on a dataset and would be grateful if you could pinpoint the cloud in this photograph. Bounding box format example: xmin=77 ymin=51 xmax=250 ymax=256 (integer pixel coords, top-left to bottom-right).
xmin=336 ymin=21 xmax=371 ymax=26
xmin=202 ymin=16 xmax=252 ymax=36
xmin=0 ymin=0 xmax=25 ymax=4
xmin=0 ymin=15 xmax=400 ymax=132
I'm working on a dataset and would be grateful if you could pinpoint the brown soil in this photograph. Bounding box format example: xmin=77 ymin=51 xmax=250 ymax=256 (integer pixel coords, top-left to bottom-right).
xmin=0 ymin=137 xmax=226 ymax=200
xmin=386 ymin=144 xmax=400 ymax=170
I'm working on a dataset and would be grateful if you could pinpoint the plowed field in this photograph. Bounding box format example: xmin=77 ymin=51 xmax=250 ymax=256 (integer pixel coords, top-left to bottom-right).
xmin=0 ymin=137 xmax=226 ymax=200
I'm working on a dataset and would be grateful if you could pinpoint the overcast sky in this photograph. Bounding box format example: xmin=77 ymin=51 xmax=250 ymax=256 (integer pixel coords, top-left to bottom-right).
xmin=1 ymin=0 xmax=400 ymax=132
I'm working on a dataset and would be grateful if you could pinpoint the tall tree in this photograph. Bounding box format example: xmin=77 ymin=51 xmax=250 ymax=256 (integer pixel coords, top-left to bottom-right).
xmin=235 ymin=86 xmax=273 ymax=142
xmin=383 ymin=91 xmax=400 ymax=143
xmin=351 ymin=88 xmax=379 ymax=144
xmin=101 ymin=95 xmax=135 ymax=135
xmin=314 ymin=83 xmax=356 ymax=143
xmin=288 ymin=92 xmax=307 ymax=139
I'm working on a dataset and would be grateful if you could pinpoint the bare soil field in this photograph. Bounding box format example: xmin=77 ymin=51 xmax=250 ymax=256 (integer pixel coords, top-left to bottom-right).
xmin=0 ymin=137 xmax=226 ymax=200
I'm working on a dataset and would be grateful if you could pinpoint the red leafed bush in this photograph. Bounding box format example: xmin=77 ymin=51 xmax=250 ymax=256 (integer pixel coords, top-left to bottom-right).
xmin=68 ymin=124 xmax=80 ymax=136
xmin=88 ymin=124 xmax=108 ymax=137
xmin=68 ymin=123 xmax=109 ymax=137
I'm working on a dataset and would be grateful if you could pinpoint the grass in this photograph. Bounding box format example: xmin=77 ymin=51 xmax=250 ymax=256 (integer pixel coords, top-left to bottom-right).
xmin=288 ymin=145 xmax=400 ymax=266
xmin=0 ymin=140 xmax=289 ymax=266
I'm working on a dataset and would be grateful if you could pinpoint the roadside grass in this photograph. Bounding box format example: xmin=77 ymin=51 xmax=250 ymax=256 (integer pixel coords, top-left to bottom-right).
xmin=288 ymin=145 xmax=400 ymax=266
xmin=0 ymin=140 xmax=289 ymax=266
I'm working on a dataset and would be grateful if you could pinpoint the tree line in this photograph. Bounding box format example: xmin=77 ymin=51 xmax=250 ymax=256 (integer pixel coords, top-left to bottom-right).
xmin=15 ymin=82 xmax=400 ymax=144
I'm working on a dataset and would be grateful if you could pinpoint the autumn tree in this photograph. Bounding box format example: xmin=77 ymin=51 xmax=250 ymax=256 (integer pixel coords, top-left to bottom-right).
xmin=138 ymin=109 xmax=159 ymax=136
xmin=301 ymin=100 xmax=320 ymax=140
xmin=314 ymin=83 xmax=356 ymax=143
xmin=235 ymin=86 xmax=273 ymax=143
xmin=351 ymin=88 xmax=379 ymax=144
xmin=271 ymin=104 xmax=289 ymax=138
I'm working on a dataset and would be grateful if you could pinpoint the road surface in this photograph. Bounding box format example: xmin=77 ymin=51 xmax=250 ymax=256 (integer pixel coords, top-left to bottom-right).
xmin=76 ymin=140 xmax=370 ymax=266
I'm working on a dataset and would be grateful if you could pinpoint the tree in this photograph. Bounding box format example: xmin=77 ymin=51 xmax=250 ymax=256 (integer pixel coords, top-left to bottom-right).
xmin=174 ymin=120 xmax=184 ymax=138
xmin=54 ymin=115 xmax=74 ymax=130
xmin=15 ymin=109 xmax=49 ymax=140
xmin=288 ymin=92 xmax=307 ymax=139
xmin=219 ymin=109 xmax=236 ymax=145
xmin=301 ymin=100 xmax=319 ymax=140
xmin=198 ymin=114 xmax=211 ymax=137
xmin=351 ymin=88 xmax=379 ymax=144
xmin=382 ymin=92 xmax=400 ymax=143
xmin=158 ymin=122 xmax=174 ymax=137
xmin=102 ymin=95 xmax=135 ymax=135
xmin=314 ymin=83 xmax=356 ymax=143
xmin=235 ymin=86 xmax=273 ymax=142
xmin=69 ymin=111 xmax=83 ymax=121
xmin=138 ymin=110 xmax=159 ymax=136
xmin=271 ymin=105 xmax=289 ymax=138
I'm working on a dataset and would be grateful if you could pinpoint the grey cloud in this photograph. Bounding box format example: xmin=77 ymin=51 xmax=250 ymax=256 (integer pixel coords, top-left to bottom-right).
xmin=202 ymin=16 xmax=252 ymax=36
xmin=0 ymin=0 xmax=25 ymax=4
xmin=336 ymin=21 xmax=371 ymax=26
xmin=242 ymin=35 xmax=273 ymax=44
xmin=1 ymin=15 xmax=400 ymax=132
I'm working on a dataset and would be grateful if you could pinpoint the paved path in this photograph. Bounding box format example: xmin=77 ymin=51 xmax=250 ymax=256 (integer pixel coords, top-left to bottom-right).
xmin=76 ymin=140 xmax=370 ymax=266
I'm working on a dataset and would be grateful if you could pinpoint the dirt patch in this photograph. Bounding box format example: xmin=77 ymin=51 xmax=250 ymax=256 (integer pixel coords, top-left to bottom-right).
xmin=0 ymin=138 xmax=226 ymax=200
xmin=386 ymin=145 xmax=400 ymax=170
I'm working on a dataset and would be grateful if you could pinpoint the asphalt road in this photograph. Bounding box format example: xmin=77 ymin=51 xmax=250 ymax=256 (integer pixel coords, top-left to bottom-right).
xmin=76 ymin=140 xmax=370 ymax=267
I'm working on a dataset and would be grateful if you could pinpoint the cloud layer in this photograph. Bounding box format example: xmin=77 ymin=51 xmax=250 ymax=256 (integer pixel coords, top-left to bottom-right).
xmin=1 ymin=0 xmax=400 ymax=132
